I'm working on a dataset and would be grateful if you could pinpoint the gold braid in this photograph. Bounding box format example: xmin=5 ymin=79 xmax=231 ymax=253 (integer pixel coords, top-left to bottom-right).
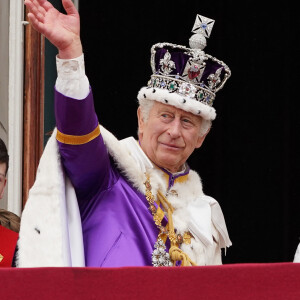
xmin=144 ymin=176 xmax=196 ymax=266
xmin=157 ymin=191 xmax=196 ymax=266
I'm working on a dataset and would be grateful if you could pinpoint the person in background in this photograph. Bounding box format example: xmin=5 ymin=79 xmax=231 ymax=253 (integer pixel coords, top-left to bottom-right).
xmin=0 ymin=138 xmax=20 ymax=267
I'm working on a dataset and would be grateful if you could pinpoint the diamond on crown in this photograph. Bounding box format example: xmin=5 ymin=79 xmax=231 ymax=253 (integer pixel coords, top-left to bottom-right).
xmin=179 ymin=83 xmax=197 ymax=98
xmin=148 ymin=74 xmax=215 ymax=106
xmin=159 ymin=51 xmax=176 ymax=75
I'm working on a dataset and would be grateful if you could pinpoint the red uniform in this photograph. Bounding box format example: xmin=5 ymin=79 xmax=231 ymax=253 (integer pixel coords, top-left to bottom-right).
xmin=0 ymin=225 xmax=18 ymax=267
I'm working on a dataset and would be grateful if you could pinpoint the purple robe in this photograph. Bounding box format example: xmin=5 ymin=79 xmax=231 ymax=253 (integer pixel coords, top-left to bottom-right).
xmin=55 ymin=89 xmax=176 ymax=267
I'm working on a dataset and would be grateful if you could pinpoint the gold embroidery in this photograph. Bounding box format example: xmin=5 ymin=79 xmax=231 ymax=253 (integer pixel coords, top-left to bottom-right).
xmin=162 ymin=172 xmax=189 ymax=187
xmin=168 ymin=230 xmax=177 ymax=243
xmin=56 ymin=125 xmax=100 ymax=145
xmin=183 ymin=232 xmax=192 ymax=245
xmin=174 ymin=174 xmax=188 ymax=184
xmin=0 ymin=253 xmax=3 ymax=262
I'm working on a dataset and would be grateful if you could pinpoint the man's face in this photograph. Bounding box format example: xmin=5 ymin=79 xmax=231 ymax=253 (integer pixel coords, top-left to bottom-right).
xmin=0 ymin=162 xmax=7 ymax=200
xmin=138 ymin=102 xmax=207 ymax=173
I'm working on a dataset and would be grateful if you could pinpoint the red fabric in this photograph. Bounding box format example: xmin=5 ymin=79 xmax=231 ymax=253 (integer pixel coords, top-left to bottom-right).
xmin=0 ymin=225 xmax=18 ymax=267
xmin=0 ymin=263 xmax=299 ymax=299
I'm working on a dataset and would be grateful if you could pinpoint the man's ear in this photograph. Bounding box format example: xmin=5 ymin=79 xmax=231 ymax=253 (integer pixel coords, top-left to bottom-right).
xmin=137 ymin=107 xmax=144 ymax=136
xmin=195 ymin=127 xmax=210 ymax=149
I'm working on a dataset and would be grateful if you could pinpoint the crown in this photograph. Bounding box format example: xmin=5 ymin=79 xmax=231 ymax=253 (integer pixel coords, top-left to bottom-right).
xmin=137 ymin=14 xmax=231 ymax=121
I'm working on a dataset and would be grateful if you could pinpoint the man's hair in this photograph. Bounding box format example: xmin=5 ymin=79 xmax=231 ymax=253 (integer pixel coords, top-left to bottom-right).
xmin=138 ymin=99 xmax=212 ymax=137
xmin=0 ymin=138 xmax=9 ymax=175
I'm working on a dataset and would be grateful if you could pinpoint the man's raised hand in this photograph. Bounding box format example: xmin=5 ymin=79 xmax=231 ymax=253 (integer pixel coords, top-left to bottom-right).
xmin=24 ymin=0 xmax=82 ymax=59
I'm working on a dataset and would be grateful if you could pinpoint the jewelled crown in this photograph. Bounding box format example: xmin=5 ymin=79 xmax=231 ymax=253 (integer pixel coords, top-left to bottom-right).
xmin=137 ymin=14 xmax=231 ymax=121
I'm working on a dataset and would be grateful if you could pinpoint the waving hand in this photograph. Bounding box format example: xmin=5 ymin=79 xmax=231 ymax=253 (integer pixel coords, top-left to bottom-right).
xmin=24 ymin=0 xmax=82 ymax=58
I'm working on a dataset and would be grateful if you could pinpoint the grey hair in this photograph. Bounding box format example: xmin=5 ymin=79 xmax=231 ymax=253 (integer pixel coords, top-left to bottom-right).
xmin=138 ymin=98 xmax=211 ymax=137
xmin=138 ymin=98 xmax=155 ymax=123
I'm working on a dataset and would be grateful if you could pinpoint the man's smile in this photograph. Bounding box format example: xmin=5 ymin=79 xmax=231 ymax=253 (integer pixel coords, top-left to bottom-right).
xmin=159 ymin=141 xmax=183 ymax=150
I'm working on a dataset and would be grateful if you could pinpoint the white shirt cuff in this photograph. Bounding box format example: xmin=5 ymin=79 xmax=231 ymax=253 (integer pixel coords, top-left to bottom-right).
xmin=55 ymin=54 xmax=90 ymax=100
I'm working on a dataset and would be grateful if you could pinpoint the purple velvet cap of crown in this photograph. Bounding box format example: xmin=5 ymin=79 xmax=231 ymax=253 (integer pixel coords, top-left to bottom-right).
xmin=154 ymin=47 xmax=227 ymax=87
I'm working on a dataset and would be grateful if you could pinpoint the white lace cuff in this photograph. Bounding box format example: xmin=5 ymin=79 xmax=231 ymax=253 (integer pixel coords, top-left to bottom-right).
xmin=55 ymin=54 xmax=90 ymax=100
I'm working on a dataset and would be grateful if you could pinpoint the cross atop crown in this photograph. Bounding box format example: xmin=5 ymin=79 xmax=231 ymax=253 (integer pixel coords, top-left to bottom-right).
xmin=189 ymin=14 xmax=215 ymax=50
xmin=191 ymin=14 xmax=215 ymax=38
